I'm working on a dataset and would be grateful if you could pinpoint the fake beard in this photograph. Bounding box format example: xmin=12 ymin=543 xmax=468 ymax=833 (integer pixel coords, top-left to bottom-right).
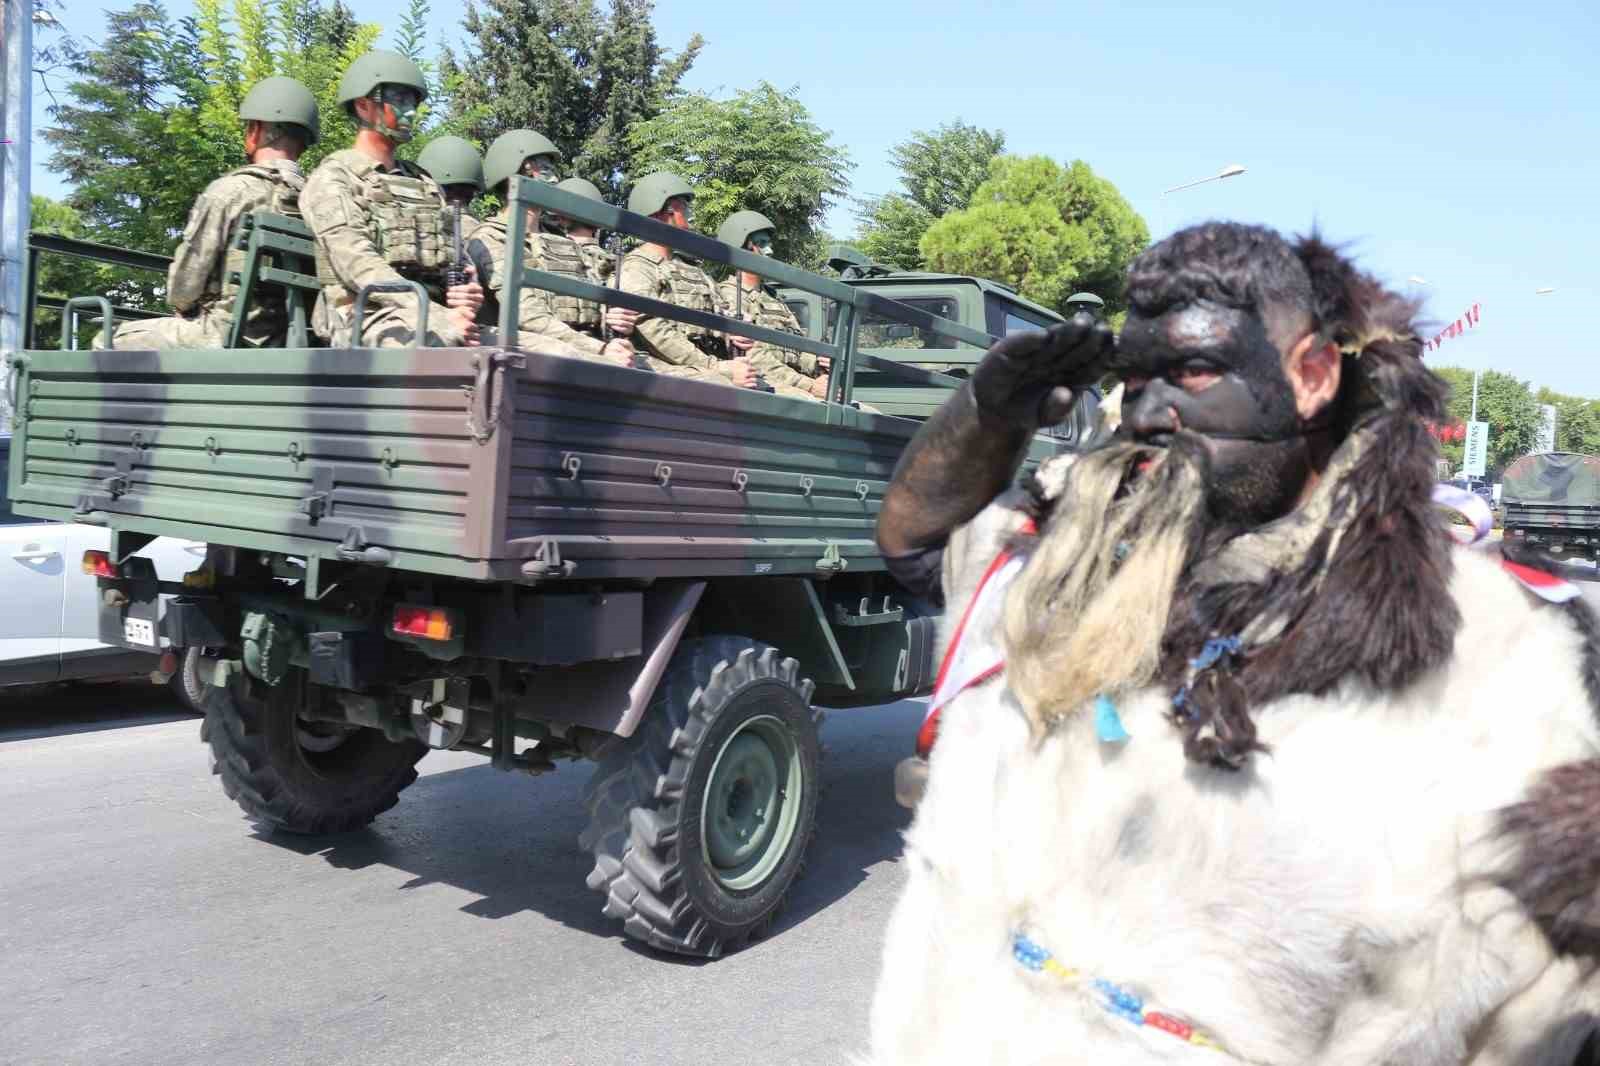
xmin=1001 ymin=437 xmax=1212 ymax=734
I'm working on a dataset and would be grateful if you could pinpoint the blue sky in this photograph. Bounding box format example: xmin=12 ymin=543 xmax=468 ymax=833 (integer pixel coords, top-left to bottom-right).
xmin=27 ymin=0 xmax=1600 ymax=396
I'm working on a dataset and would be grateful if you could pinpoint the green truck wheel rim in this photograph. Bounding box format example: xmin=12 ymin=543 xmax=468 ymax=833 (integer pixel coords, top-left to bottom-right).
xmin=701 ymin=714 xmax=803 ymax=891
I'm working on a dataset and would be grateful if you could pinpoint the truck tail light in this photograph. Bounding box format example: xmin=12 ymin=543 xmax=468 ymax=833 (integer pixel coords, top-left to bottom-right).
xmin=393 ymin=605 xmax=453 ymax=641
xmin=82 ymin=550 xmax=119 ymax=578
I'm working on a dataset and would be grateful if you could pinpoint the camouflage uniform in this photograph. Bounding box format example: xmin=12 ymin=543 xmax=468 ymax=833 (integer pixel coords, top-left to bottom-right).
xmin=571 ymin=234 xmax=611 ymax=281
xmin=300 ymin=148 xmax=468 ymax=348
xmin=618 ymin=247 xmax=737 ymax=381
xmin=467 ymin=212 xmax=610 ymax=360
xmin=106 ymin=161 xmax=305 ymax=350
xmin=717 ymin=275 xmax=829 ymax=401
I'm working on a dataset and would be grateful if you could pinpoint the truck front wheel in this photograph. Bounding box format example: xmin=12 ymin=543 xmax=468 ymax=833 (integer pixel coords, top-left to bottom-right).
xmin=580 ymin=637 xmax=822 ymax=957
xmin=201 ymin=666 xmax=427 ymax=834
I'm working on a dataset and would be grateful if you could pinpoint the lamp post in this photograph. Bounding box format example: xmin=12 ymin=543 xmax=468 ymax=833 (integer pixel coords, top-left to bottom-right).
xmin=1162 ymin=164 xmax=1246 ymax=195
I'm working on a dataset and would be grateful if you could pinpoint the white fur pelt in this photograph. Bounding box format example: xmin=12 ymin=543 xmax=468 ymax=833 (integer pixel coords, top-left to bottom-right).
xmin=867 ymin=533 xmax=1600 ymax=1065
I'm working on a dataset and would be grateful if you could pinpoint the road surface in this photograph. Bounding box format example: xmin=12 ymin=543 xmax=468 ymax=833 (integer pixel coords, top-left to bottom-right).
xmin=0 ymin=681 xmax=921 ymax=1066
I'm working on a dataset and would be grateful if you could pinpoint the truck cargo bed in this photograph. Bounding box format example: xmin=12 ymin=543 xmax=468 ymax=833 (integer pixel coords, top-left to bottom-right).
xmin=5 ymin=347 xmax=915 ymax=582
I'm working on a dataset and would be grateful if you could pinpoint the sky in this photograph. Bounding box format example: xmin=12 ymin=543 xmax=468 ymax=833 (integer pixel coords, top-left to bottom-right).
xmin=23 ymin=0 xmax=1600 ymax=396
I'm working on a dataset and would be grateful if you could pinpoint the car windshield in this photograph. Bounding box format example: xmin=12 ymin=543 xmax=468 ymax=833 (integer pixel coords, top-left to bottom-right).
xmin=858 ymin=297 xmax=967 ymax=350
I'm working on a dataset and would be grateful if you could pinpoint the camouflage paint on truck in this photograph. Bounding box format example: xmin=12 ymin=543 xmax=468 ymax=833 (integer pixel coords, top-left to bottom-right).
xmin=1502 ymin=451 xmax=1600 ymax=558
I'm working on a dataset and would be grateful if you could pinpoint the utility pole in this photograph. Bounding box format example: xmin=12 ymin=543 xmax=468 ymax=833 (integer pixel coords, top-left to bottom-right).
xmin=1 ymin=0 xmax=34 ymax=435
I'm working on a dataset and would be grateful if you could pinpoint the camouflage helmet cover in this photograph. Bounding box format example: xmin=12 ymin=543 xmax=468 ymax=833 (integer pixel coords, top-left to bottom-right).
xmin=717 ymin=210 xmax=777 ymax=250
xmin=417 ymin=135 xmax=484 ymax=192
xmin=238 ymin=76 xmax=320 ymax=146
xmin=554 ymin=177 xmax=604 ymax=203
xmin=484 ymin=130 xmax=562 ymax=191
xmin=627 ymin=172 xmax=694 ymax=217
xmin=336 ymin=49 xmax=429 ymax=106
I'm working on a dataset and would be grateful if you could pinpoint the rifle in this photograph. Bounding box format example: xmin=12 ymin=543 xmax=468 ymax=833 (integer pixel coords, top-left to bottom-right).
xmin=729 ymin=272 xmax=773 ymax=392
xmin=606 ymin=233 xmax=650 ymax=371
xmin=444 ymin=204 xmax=468 ymax=291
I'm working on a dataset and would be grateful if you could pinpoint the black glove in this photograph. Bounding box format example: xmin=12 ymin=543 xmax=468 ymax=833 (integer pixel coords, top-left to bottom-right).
xmin=970 ymin=312 xmax=1113 ymax=430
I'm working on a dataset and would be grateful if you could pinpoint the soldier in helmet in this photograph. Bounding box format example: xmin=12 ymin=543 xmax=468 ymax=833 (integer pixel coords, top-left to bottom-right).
xmin=535 ymin=176 xmax=639 ymax=349
xmin=417 ymin=135 xmax=492 ymax=331
xmin=299 ymin=49 xmax=484 ymax=348
xmin=618 ymin=173 xmax=756 ymax=387
xmin=716 ymin=210 xmax=831 ymax=401
xmin=105 ymin=76 xmax=319 ymax=350
xmin=417 ymin=135 xmax=484 ymax=211
xmin=1064 ymin=291 xmax=1105 ymax=318
xmin=465 ymin=130 xmax=634 ymax=364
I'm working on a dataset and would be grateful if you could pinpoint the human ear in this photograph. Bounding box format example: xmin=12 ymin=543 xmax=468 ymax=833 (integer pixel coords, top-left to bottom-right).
xmin=242 ymin=120 xmax=262 ymax=156
xmin=1284 ymin=333 xmax=1341 ymax=419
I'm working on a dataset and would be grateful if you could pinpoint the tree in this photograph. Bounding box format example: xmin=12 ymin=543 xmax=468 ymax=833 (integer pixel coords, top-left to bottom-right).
xmin=855 ymin=120 xmax=1004 ymax=270
xmin=918 ymin=155 xmax=1149 ymax=317
xmin=626 ymin=83 xmax=852 ymax=264
xmin=1535 ymin=387 xmax=1600 ymax=455
xmin=440 ymin=0 xmax=702 ymax=197
xmin=1432 ymin=366 xmax=1542 ymax=477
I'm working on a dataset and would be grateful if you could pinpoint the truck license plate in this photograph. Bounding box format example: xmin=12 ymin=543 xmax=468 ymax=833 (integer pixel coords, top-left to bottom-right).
xmin=124 ymin=618 xmax=156 ymax=647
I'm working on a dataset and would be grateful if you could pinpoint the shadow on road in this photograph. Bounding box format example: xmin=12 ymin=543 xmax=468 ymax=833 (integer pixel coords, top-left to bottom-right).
xmin=0 ymin=679 xmax=196 ymax=743
xmin=255 ymin=699 xmax=923 ymax=952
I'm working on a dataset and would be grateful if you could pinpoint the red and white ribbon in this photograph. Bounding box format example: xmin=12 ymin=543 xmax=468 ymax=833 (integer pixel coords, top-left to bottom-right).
xmin=1422 ymin=301 xmax=1482 ymax=353
xmin=1501 ymin=559 xmax=1583 ymax=604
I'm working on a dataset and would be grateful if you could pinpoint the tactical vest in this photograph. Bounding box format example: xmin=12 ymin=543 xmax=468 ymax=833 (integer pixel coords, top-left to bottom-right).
xmin=218 ymin=163 xmax=306 ymax=311
xmin=315 ymin=159 xmax=453 ymax=290
xmin=729 ymin=282 xmax=801 ymax=335
xmin=537 ymin=233 xmax=601 ymax=331
xmin=659 ymin=255 xmax=722 ymax=354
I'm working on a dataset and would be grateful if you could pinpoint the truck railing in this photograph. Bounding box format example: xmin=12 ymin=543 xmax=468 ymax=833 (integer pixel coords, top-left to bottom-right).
xmin=23 ymin=232 xmax=171 ymax=348
xmin=496 ymin=177 xmax=993 ymax=413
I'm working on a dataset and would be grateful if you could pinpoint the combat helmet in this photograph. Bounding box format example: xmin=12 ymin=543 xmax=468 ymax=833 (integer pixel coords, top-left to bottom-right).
xmin=555 ymin=177 xmax=604 ymax=203
xmin=238 ymin=76 xmax=320 ymax=146
xmin=336 ymin=49 xmax=429 ymax=106
xmin=717 ymin=210 xmax=776 ymax=250
xmin=628 ymin=172 xmax=693 ymax=217
xmin=484 ymin=130 xmax=562 ymax=192
xmin=417 ymin=136 xmax=484 ymax=193
xmin=1065 ymin=292 xmax=1105 ymax=313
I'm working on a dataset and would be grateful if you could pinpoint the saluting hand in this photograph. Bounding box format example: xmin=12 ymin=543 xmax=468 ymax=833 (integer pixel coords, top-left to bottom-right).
xmin=970 ymin=312 xmax=1113 ymax=430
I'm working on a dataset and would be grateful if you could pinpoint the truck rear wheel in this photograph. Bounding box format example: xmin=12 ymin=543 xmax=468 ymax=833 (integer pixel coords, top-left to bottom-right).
xmin=201 ymin=666 xmax=427 ymax=835
xmin=580 ymin=636 xmax=822 ymax=957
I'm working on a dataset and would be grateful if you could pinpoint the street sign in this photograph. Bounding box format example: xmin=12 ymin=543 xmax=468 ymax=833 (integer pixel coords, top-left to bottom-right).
xmin=1463 ymin=420 xmax=1490 ymax=477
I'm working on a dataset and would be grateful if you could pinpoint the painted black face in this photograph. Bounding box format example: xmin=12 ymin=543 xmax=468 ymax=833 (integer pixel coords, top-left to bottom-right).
xmin=1116 ymin=302 xmax=1309 ymax=524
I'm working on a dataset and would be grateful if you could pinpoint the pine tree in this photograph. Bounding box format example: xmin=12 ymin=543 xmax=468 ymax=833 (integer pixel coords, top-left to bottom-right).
xmin=440 ymin=0 xmax=702 ymax=197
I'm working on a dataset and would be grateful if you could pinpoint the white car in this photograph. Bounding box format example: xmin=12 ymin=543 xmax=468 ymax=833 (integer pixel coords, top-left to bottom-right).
xmin=1 ymin=434 xmax=205 ymax=704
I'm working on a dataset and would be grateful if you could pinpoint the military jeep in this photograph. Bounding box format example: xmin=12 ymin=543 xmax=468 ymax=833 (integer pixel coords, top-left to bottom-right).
xmin=4 ymin=179 xmax=1096 ymax=957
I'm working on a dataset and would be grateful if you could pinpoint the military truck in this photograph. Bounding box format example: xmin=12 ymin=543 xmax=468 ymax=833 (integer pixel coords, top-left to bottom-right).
xmin=1502 ymin=452 xmax=1600 ymax=563
xmin=3 ymin=178 xmax=1096 ymax=957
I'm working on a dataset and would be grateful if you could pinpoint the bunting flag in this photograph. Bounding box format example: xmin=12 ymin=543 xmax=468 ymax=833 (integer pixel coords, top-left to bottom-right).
xmin=1423 ymin=301 xmax=1482 ymax=353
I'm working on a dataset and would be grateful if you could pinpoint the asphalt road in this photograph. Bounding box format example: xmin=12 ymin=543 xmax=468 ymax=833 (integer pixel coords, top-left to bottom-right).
xmin=0 ymin=682 xmax=922 ymax=1066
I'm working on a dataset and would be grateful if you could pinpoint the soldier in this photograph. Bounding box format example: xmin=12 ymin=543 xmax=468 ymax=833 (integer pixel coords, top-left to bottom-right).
xmin=465 ymin=129 xmax=634 ymax=364
xmin=416 ymin=135 xmax=491 ymax=330
xmin=618 ymin=173 xmax=756 ymax=387
xmin=105 ymin=76 xmax=319 ymax=350
xmin=1064 ymin=291 xmax=1105 ymax=318
xmin=537 ymin=176 xmax=640 ymax=350
xmin=299 ymin=49 xmax=483 ymax=348
xmin=549 ymin=178 xmax=610 ymax=278
xmin=716 ymin=210 xmax=831 ymax=401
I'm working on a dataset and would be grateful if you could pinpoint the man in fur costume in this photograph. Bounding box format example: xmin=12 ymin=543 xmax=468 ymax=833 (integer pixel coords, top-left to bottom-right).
xmin=868 ymin=221 xmax=1600 ymax=1065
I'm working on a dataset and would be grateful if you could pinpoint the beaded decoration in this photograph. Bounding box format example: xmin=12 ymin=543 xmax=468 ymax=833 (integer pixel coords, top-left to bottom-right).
xmin=1011 ymin=932 xmax=1231 ymax=1055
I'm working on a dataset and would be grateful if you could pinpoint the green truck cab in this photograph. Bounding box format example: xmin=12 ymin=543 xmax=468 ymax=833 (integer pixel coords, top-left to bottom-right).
xmin=3 ymin=179 xmax=1097 ymax=957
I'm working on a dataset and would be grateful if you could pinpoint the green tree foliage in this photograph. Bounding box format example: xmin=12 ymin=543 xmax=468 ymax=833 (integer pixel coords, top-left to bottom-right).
xmin=855 ymin=120 xmax=1005 ymax=269
xmin=626 ymin=83 xmax=852 ymax=264
xmin=25 ymin=196 xmax=141 ymax=347
xmin=1535 ymin=387 xmax=1600 ymax=455
xmin=919 ymin=155 xmax=1149 ymax=316
xmin=1433 ymin=366 xmax=1542 ymax=477
xmin=440 ymin=0 xmax=702 ymax=198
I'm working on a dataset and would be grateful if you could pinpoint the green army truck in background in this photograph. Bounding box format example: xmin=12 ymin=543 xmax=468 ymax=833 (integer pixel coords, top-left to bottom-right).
xmin=4 ymin=178 xmax=1097 ymax=957
xmin=1502 ymin=451 xmax=1600 ymax=564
